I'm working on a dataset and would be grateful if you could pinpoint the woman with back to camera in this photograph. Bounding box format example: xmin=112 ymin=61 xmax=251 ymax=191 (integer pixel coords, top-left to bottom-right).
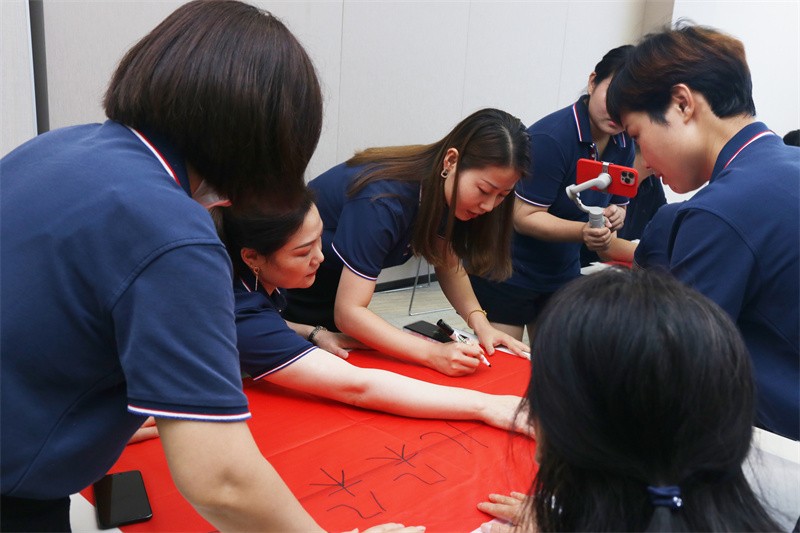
xmin=0 ymin=2 xmax=420 ymax=531
xmin=469 ymin=45 xmax=634 ymax=344
xmin=212 ymin=192 xmax=528 ymax=434
xmin=283 ymin=108 xmax=531 ymax=377
xmin=477 ymin=268 xmax=781 ymax=532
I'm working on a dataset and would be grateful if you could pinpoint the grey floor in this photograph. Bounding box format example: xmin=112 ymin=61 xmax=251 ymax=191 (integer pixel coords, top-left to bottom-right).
xmin=369 ymin=280 xmax=466 ymax=331
xmin=370 ymin=279 xmax=531 ymax=347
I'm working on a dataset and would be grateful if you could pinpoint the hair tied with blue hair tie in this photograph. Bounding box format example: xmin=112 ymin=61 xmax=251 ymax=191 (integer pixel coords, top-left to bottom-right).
xmin=647 ymin=485 xmax=683 ymax=509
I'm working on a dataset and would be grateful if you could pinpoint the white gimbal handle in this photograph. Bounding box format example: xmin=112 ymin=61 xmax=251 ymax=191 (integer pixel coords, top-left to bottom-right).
xmin=565 ymin=163 xmax=612 ymax=228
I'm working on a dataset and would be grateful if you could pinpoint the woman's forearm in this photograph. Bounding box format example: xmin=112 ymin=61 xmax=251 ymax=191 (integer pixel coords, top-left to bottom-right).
xmin=596 ymin=237 xmax=637 ymax=263
xmin=333 ymin=269 xmax=449 ymax=368
xmin=514 ymin=199 xmax=585 ymax=242
xmin=269 ymin=352 xmax=522 ymax=432
xmin=158 ymin=419 xmax=324 ymax=532
xmin=339 ymin=367 xmax=524 ymax=433
xmin=336 ymin=302 xmax=444 ymax=366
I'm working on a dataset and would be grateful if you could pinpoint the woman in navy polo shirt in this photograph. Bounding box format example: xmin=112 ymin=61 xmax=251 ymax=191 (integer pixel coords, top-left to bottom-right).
xmin=213 ymin=195 xmax=527 ymax=433
xmin=469 ymin=46 xmax=635 ymax=343
xmin=0 ymin=2 xmax=389 ymax=532
xmin=283 ymin=109 xmax=531 ymax=377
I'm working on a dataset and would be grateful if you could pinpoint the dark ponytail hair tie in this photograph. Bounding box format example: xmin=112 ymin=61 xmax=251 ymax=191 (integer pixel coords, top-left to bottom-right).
xmin=647 ymin=485 xmax=683 ymax=509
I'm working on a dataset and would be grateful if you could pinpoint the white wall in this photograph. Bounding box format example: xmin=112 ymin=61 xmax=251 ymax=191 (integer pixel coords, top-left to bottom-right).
xmin=34 ymin=1 xmax=646 ymax=182
xmin=673 ymin=0 xmax=799 ymax=139
xmin=1 ymin=0 xmax=37 ymax=156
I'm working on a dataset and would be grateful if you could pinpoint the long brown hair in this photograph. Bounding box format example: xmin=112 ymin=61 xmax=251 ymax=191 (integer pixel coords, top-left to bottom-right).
xmin=346 ymin=108 xmax=529 ymax=280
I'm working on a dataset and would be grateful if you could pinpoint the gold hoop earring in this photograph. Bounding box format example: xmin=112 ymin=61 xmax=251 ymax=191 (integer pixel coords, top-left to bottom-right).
xmin=441 ymin=168 xmax=449 ymax=179
xmin=252 ymin=266 xmax=260 ymax=291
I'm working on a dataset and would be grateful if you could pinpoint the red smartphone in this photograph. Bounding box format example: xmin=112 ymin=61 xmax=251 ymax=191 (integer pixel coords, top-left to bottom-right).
xmin=576 ymin=158 xmax=639 ymax=198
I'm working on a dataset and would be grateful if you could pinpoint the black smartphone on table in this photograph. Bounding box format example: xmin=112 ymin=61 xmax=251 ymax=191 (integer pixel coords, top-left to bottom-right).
xmin=93 ymin=470 xmax=152 ymax=529
xmin=403 ymin=320 xmax=454 ymax=344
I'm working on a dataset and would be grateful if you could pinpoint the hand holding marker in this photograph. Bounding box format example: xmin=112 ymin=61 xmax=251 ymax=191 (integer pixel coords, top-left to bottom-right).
xmin=437 ymin=319 xmax=532 ymax=360
xmin=436 ymin=319 xmax=491 ymax=367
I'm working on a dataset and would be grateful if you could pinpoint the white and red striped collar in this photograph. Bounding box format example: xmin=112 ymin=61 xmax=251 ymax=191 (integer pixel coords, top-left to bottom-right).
xmin=572 ymin=99 xmax=627 ymax=153
xmin=239 ymin=276 xmax=255 ymax=292
xmin=127 ymin=126 xmax=180 ymax=186
xmin=127 ymin=126 xmax=231 ymax=208
xmin=723 ymin=130 xmax=776 ymax=170
xmin=239 ymin=275 xmax=278 ymax=296
xmin=572 ymin=102 xmax=585 ymax=142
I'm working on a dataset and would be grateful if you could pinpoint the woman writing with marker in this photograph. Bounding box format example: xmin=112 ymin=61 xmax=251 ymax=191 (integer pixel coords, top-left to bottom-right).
xmin=283 ymin=108 xmax=530 ymax=377
xmin=212 ymin=194 xmax=527 ymax=432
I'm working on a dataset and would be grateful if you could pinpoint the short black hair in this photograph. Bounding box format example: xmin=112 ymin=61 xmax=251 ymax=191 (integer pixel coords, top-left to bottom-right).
xmin=783 ymin=129 xmax=800 ymax=147
xmin=592 ymin=44 xmax=634 ymax=85
xmin=105 ymin=0 xmax=323 ymax=206
xmin=214 ymin=188 xmax=316 ymax=280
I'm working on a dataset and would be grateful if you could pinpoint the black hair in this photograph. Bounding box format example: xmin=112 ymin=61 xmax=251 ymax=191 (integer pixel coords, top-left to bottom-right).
xmin=783 ymin=129 xmax=800 ymax=147
xmin=607 ymin=22 xmax=756 ymax=125
xmin=104 ymin=0 xmax=323 ymax=206
xmin=592 ymin=44 xmax=634 ymax=86
xmin=213 ymin=188 xmax=315 ymax=280
xmin=521 ymin=268 xmax=780 ymax=531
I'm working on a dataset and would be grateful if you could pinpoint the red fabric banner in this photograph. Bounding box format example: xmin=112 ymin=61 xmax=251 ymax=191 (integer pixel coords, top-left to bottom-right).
xmin=81 ymin=349 xmax=537 ymax=532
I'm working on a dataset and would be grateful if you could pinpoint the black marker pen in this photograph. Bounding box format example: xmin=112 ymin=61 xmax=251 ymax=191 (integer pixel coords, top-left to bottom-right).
xmin=436 ymin=319 xmax=491 ymax=367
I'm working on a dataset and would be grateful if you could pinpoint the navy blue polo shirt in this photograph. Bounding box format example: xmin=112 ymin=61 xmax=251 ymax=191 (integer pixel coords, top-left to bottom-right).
xmin=309 ymin=163 xmax=419 ymax=281
xmin=509 ymin=98 xmax=634 ymax=292
xmin=667 ymin=122 xmax=799 ymax=440
xmin=633 ymin=202 xmax=682 ymax=270
xmin=618 ymin=174 xmax=667 ymax=241
xmin=235 ymin=275 xmax=317 ymax=379
xmin=1 ymin=121 xmax=249 ymax=499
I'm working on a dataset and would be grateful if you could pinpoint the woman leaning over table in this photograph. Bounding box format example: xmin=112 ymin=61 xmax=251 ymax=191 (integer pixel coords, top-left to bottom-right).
xmin=283 ymin=108 xmax=531 ymax=377
xmin=211 ymin=193 xmax=528 ymax=434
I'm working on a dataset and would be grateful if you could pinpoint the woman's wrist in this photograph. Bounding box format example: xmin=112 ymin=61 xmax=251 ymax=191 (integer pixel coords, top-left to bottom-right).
xmin=307 ymin=325 xmax=327 ymax=345
xmin=465 ymin=308 xmax=488 ymax=330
